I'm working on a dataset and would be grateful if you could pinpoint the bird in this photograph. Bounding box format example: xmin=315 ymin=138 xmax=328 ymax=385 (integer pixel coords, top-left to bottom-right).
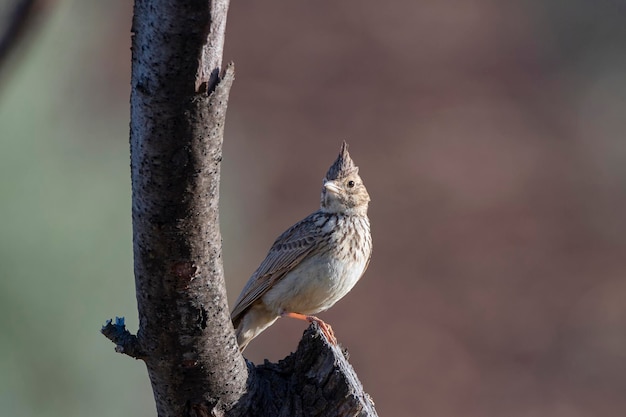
xmin=231 ymin=141 xmax=372 ymax=351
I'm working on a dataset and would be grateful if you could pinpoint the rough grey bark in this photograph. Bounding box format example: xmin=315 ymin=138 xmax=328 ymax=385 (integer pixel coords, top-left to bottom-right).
xmin=111 ymin=0 xmax=247 ymax=415
xmin=101 ymin=1 xmax=378 ymax=416
xmin=241 ymin=325 xmax=379 ymax=417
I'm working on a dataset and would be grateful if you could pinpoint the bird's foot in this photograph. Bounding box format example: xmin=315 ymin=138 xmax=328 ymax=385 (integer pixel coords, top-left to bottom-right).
xmin=282 ymin=311 xmax=337 ymax=345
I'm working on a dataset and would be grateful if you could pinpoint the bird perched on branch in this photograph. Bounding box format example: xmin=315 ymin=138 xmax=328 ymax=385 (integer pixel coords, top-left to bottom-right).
xmin=231 ymin=142 xmax=372 ymax=351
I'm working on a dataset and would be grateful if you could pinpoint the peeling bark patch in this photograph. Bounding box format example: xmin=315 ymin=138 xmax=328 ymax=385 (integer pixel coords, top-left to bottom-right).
xmin=171 ymin=261 xmax=198 ymax=281
xmin=182 ymin=359 xmax=199 ymax=368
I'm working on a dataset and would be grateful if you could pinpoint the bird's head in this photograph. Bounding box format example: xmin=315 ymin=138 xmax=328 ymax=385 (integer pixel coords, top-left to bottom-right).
xmin=320 ymin=141 xmax=370 ymax=215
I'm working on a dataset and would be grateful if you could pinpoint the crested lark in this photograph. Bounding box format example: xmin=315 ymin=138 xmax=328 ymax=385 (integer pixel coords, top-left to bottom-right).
xmin=231 ymin=142 xmax=372 ymax=351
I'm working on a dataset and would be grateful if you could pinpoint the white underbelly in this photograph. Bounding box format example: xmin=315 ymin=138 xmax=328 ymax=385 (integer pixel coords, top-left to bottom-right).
xmin=262 ymin=253 xmax=368 ymax=315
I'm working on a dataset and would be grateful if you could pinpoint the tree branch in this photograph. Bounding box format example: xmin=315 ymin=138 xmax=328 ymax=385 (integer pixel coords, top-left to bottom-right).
xmin=0 ymin=0 xmax=36 ymax=66
xmin=0 ymin=0 xmax=51 ymax=88
xmin=101 ymin=317 xmax=145 ymax=360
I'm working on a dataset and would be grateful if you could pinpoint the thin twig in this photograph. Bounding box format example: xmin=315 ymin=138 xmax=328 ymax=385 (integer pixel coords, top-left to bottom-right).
xmin=101 ymin=317 xmax=145 ymax=360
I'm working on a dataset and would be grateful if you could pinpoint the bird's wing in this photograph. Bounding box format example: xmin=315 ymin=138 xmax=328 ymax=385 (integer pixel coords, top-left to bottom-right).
xmin=231 ymin=212 xmax=326 ymax=323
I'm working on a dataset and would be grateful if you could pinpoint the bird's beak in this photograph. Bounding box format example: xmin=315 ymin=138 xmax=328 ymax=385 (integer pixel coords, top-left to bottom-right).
xmin=324 ymin=180 xmax=341 ymax=195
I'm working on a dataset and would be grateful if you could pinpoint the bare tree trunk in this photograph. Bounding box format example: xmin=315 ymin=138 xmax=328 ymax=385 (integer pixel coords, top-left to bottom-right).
xmin=101 ymin=1 xmax=379 ymax=416
xmin=103 ymin=1 xmax=247 ymax=415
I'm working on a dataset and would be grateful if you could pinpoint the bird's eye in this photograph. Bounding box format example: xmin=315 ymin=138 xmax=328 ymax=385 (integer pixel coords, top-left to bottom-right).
xmin=347 ymin=180 xmax=355 ymax=188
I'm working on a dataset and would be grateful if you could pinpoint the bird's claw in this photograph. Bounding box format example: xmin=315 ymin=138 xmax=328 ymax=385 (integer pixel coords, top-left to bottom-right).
xmin=306 ymin=315 xmax=337 ymax=345
xmin=282 ymin=311 xmax=338 ymax=345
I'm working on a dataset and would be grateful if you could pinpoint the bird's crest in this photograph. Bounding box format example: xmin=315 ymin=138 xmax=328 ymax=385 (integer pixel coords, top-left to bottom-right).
xmin=325 ymin=141 xmax=359 ymax=180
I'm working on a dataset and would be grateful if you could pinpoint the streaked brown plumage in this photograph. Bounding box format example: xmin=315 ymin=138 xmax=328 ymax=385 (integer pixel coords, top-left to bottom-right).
xmin=231 ymin=142 xmax=372 ymax=351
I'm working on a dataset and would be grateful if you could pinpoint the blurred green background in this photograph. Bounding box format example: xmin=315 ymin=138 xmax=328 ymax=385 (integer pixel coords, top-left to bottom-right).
xmin=0 ymin=2 xmax=152 ymax=416
xmin=2 ymin=1 xmax=626 ymax=416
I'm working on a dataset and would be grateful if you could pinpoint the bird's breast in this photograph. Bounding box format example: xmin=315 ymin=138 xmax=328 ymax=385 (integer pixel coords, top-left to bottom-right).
xmin=262 ymin=214 xmax=371 ymax=315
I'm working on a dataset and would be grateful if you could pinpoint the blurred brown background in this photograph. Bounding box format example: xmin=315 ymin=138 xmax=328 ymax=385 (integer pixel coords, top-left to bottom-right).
xmin=1 ymin=1 xmax=626 ymax=416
